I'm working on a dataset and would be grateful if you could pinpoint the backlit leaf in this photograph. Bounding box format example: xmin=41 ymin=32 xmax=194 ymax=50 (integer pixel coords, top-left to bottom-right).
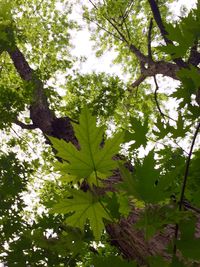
xmin=52 ymin=189 xmax=111 ymax=240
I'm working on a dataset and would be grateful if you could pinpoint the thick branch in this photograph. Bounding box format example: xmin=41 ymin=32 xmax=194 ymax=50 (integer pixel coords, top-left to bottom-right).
xmin=129 ymin=44 xmax=149 ymax=63
xmin=7 ymin=46 xmax=54 ymax=134
xmin=148 ymin=0 xmax=187 ymax=68
xmin=188 ymin=42 xmax=200 ymax=66
xmin=7 ymin=47 xmax=33 ymax=81
xmin=14 ymin=119 xmax=37 ymax=130
xmin=131 ymin=74 xmax=146 ymax=88
xmin=130 ymin=60 xmax=179 ymax=89
xmin=146 ymin=60 xmax=179 ymax=78
xmin=147 ymin=18 xmax=153 ymax=61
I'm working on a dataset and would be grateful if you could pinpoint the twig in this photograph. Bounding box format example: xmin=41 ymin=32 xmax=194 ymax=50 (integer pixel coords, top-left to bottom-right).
xmin=148 ymin=136 xmax=189 ymax=156
xmin=11 ymin=126 xmax=38 ymax=155
xmin=106 ymin=16 xmax=129 ymax=44
xmin=84 ymin=15 xmax=123 ymax=42
xmin=88 ymin=0 xmax=98 ymax=10
xmin=123 ymin=0 xmax=134 ymax=21
xmin=153 ymin=76 xmax=176 ymax=122
xmin=119 ymin=8 xmax=131 ymax=42
xmin=179 ymin=122 xmax=200 ymax=211
xmin=89 ymin=0 xmax=149 ymax=64
xmin=173 ymin=121 xmax=200 ymax=255
xmin=153 ymin=76 xmax=189 ymax=154
xmin=89 ymin=0 xmax=128 ymax=43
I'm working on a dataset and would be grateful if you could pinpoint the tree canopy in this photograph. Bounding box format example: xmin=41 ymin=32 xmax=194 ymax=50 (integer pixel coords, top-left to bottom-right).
xmin=0 ymin=0 xmax=199 ymax=266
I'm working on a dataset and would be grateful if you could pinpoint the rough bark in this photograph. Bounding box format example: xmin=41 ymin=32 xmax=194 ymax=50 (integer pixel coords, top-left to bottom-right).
xmin=7 ymin=47 xmax=79 ymax=146
xmin=106 ymin=211 xmax=174 ymax=265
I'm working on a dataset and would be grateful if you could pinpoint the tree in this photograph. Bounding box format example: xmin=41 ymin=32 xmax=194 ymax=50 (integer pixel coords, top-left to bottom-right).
xmin=0 ymin=0 xmax=199 ymax=266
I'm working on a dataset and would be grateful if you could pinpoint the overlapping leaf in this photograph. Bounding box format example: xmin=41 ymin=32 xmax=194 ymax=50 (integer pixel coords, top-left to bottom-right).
xmin=177 ymin=218 xmax=200 ymax=260
xmin=118 ymin=151 xmax=173 ymax=203
xmin=125 ymin=117 xmax=148 ymax=149
xmin=51 ymin=189 xmax=110 ymax=240
xmin=49 ymin=108 xmax=124 ymax=184
xmin=92 ymin=255 xmax=137 ymax=267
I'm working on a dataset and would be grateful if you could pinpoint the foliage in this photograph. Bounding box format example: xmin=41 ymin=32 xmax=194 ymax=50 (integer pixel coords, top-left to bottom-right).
xmin=49 ymin=107 xmax=124 ymax=185
xmin=0 ymin=0 xmax=199 ymax=266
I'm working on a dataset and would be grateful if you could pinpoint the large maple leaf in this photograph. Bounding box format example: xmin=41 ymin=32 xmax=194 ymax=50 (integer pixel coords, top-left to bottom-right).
xmin=49 ymin=107 xmax=124 ymax=185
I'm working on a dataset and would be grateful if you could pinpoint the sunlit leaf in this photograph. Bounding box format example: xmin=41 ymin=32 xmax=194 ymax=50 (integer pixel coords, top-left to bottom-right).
xmin=49 ymin=107 xmax=124 ymax=185
xmin=52 ymin=189 xmax=111 ymax=240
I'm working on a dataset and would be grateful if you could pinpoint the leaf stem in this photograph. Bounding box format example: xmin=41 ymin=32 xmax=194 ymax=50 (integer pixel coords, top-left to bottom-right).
xmin=94 ymin=170 xmax=114 ymax=222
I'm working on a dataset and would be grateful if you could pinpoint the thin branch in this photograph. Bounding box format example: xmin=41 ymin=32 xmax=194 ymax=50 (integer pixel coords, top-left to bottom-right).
xmin=148 ymin=0 xmax=187 ymax=68
xmin=152 ymin=77 xmax=189 ymax=155
xmin=147 ymin=18 xmax=153 ymax=61
xmin=124 ymin=19 xmax=131 ymax=42
xmin=89 ymin=0 xmax=128 ymax=44
xmin=119 ymin=8 xmax=131 ymax=42
xmin=153 ymin=76 xmax=176 ymax=122
xmin=14 ymin=119 xmax=37 ymax=130
xmin=148 ymin=0 xmax=168 ymax=44
xmin=173 ymin=121 xmax=200 ymax=255
xmin=179 ymin=122 xmax=200 ymax=211
xmin=123 ymin=0 xmax=134 ymax=21
xmin=11 ymin=126 xmax=39 ymax=156
xmin=89 ymin=0 xmax=149 ymax=64
xmin=84 ymin=15 xmax=123 ymax=42
xmin=106 ymin=16 xmax=129 ymax=44
xmin=148 ymin=136 xmax=189 ymax=156
xmin=88 ymin=0 xmax=98 ymax=10
xmin=182 ymin=199 xmax=200 ymax=214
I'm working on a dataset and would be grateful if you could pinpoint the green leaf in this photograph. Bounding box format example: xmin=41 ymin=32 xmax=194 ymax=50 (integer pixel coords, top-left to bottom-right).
xmin=171 ymin=113 xmax=190 ymax=138
xmin=125 ymin=117 xmax=148 ymax=149
xmin=157 ymin=43 xmax=187 ymax=58
xmin=169 ymin=257 xmax=187 ymax=267
xmin=149 ymin=256 xmax=170 ymax=267
xmin=177 ymin=217 xmax=200 ymax=260
xmin=157 ymin=19 xmax=195 ymax=58
xmin=49 ymin=107 xmax=124 ymax=185
xmin=177 ymin=66 xmax=200 ymax=91
xmin=118 ymin=151 xmax=174 ymax=203
xmin=102 ymin=193 xmax=121 ymax=219
xmin=136 ymin=206 xmax=190 ymax=240
xmin=117 ymin=192 xmax=131 ymax=216
xmin=51 ymin=189 xmax=111 ymax=240
xmin=92 ymin=255 xmax=137 ymax=267
xmin=153 ymin=118 xmax=171 ymax=139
